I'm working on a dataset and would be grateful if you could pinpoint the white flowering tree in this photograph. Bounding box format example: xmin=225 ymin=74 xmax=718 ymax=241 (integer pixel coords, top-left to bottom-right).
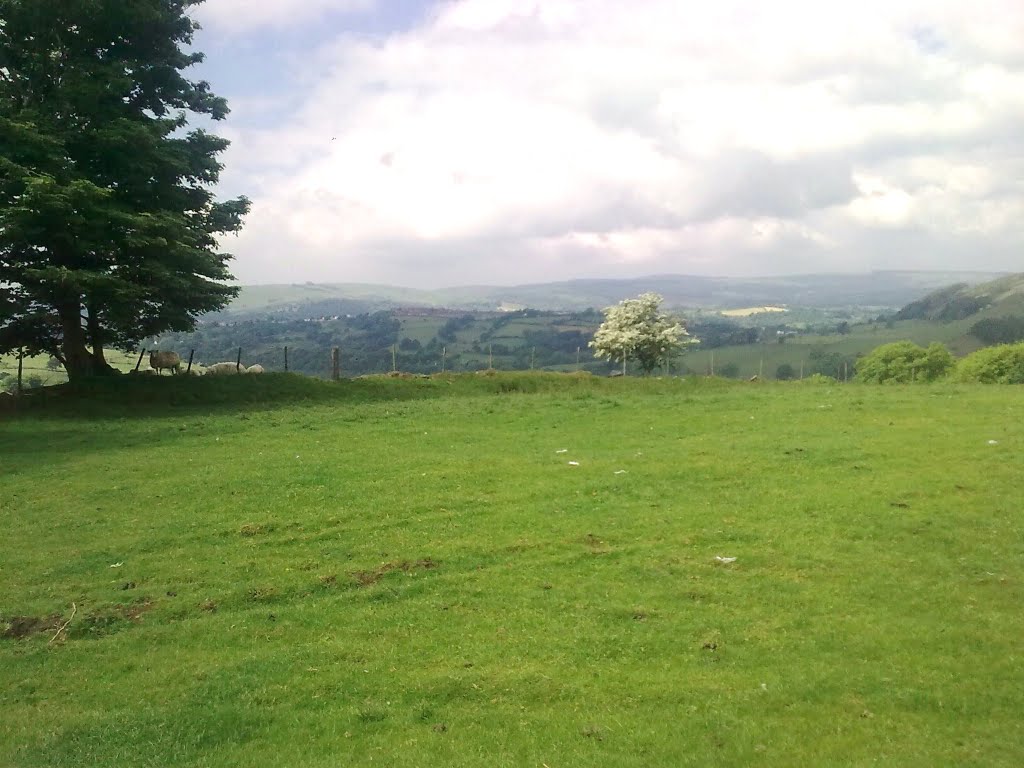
xmin=589 ymin=293 xmax=697 ymax=374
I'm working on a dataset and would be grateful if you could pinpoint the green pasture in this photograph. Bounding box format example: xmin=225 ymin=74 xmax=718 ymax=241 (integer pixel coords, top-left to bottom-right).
xmin=683 ymin=319 xmax=981 ymax=379
xmin=0 ymin=350 xmax=143 ymax=389
xmin=1 ymin=374 xmax=1022 ymax=766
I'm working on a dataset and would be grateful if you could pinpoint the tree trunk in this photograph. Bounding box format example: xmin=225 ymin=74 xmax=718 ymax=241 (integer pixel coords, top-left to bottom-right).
xmin=58 ymin=296 xmax=96 ymax=381
xmin=86 ymin=302 xmax=118 ymax=376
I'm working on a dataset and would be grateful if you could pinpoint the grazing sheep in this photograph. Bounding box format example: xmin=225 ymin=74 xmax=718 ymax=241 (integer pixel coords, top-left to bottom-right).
xmin=205 ymin=361 xmax=246 ymax=375
xmin=247 ymin=364 xmax=264 ymax=374
xmin=149 ymin=350 xmax=181 ymax=375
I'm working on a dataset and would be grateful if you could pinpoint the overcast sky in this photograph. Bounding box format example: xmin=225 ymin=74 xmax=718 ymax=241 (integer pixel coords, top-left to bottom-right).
xmin=189 ymin=0 xmax=1024 ymax=288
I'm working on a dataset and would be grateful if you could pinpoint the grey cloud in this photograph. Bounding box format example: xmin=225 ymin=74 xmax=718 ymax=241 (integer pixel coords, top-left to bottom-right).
xmin=693 ymin=151 xmax=858 ymax=221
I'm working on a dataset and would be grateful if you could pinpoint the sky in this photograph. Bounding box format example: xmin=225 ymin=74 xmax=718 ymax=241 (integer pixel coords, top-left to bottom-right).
xmin=188 ymin=0 xmax=1024 ymax=288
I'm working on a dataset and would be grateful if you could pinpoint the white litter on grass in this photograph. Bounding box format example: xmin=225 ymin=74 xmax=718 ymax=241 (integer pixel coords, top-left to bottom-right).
xmin=568 ymin=461 xmax=580 ymax=466
xmin=988 ymin=440 xmax=999 ymax=445
xmin=555 ymin=449 xmax=568 ymax=454
xmin=714 ymin=556 xmax=737 ymax=564
xmin=614 ymin=470 xmax=627 ymax=475
xmin=109 ymin=562 xmax=123 ymax=568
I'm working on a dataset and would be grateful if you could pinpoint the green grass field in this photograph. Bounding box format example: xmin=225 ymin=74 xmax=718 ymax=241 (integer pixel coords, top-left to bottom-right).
xmin=2 ymin=374 xmax=1022 ymax=766
xmin=0 ymin=350 xmax=145 ymax=389
xmin=682 ymin=319 xmax=982 ymax=380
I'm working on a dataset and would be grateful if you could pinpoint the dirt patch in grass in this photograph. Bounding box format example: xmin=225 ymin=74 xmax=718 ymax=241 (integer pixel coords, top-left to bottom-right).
xmin=351 ymin=558 xmax=439 ymax=587
xmin=76 ymin=598 xmax=154 ymax=637
xmin=239 ymin=523 xmax=275 ymax=537
xmin=1 ymin=614 xmax=62 ymax=640
xmin=4 ymin=600 xmax=155 ymax=641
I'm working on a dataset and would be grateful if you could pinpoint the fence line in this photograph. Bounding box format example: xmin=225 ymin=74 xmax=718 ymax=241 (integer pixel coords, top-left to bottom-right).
xmin=3 ymin=342 xmax=846 ymax=390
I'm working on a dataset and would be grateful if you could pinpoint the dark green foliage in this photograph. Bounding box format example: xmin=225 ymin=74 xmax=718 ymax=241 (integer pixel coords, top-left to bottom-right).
xmin=775 ymin=362 xmax=796 ymax=380
xmin=807 ymin=347 xmax=858 ymax=380
xmin=856 ymin=341 xmax=954 ymax=383
xmin=0 ymin=0 xmax=248 ymax=380
xmin=895 ymin=282 xmax=988 ymax=322
xmin=970 ymin=316 xmax=1024 ymax=345
xmin=716 ymin=361 xmax=740 ymax=378
xmin=687 ymin=318 xmax=758 ymax=348
xmin=955 ymin=342 xmax=1024 ymax=384
xmin=436 ymin=315 xmax=475 ymax=342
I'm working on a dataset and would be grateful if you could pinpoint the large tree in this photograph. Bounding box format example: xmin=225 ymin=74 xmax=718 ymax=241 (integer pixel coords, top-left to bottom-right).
xmin=590 ymin=292 xmax=697 ymax=374
xmin=0 ymin=0 xmax=249 ymax=380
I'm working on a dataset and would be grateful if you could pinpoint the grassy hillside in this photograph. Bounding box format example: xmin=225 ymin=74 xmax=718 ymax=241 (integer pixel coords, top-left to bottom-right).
xmin=227 ymin=271 xmax=1007 ymax=316
xmin=680 ymin=318 xmax=981 ymax=380
xmin=2 ymin=375 xmax=1023 ymax=766
xmin=896 ymin=273 xmax=1024 ymax=323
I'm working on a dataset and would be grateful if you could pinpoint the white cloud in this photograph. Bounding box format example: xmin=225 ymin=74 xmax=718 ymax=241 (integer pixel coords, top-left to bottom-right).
xmin=214 ymin=0 xmax=1024 ymax=286
xmin=193 ymin=0 xmax=374 ymax=32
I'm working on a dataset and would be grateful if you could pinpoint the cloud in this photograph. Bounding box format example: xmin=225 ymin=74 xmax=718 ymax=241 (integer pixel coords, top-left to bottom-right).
xmin=213 ymin=0 xmax=1024 ymax=286
xmin=193 ymin=0 xmax=375 ymax=33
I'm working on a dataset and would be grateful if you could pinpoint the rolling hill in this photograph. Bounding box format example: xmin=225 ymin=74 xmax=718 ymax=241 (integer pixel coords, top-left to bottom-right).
xmin=895 ymin=273 xmax=1024 ymax=323
xmin=223 ymin=270 xmax=1007 ymax=317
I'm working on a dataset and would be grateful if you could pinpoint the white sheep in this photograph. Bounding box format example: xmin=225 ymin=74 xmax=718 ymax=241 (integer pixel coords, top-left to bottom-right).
xmin=149 ymin=350 xmax=181 ymax=375
xmin=247 ymin=364 xmax=264 ymax=374
xmin=204 ymin=362 xmax=247 ymax=375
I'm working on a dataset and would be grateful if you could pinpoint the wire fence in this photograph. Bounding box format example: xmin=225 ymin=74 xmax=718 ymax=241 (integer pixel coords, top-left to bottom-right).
xmin=3 ymin=340 xmax=834 ymax=397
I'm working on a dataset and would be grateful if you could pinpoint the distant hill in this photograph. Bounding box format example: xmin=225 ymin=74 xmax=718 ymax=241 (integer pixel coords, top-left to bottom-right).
xmin=224 ymin=270 xmax=1007 ymax=317
xmin=895 ymin=274 xmax=1024 ymax=322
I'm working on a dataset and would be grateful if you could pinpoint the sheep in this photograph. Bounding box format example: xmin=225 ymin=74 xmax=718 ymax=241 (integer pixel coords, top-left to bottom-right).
xmin=246 ymin=364 xmax=264 ymax=374
xmin=149 ymin=350 xmax=181 ymax=375
xmin=204 ymin=361 xmax=247 ymax=375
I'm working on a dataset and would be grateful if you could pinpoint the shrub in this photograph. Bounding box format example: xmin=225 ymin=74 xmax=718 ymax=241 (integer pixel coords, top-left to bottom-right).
xmin=775 ymin=363 xmax=796 ymax=380
xmin=955 ymin=343 xmax=1024 ymax=384
xmin=856 ymin=341 xmax=954 ymax=383
xmin=969 ymin=316 xmax=1024 ymax=345
xmin=717 ymin=362 xmax=740 ymax=379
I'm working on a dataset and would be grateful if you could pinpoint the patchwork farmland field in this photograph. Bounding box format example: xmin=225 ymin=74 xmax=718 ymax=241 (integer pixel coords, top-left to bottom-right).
xmin=1 ymin=374 xmax=1022 ymax=766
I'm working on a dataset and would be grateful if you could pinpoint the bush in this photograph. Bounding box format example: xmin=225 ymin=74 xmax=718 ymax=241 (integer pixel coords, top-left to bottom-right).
xmin=856 ymin=341 xmax=954 ymax=383
xmin=717 ymin=362 xmax=740 ymax=379
xmin=970 ymin=316 xmax=1024 ymax=345
xmin=955 ymin=343 xmax=1024 ymax=383
xmin=775 ymin=363 xmax=796 ymax=380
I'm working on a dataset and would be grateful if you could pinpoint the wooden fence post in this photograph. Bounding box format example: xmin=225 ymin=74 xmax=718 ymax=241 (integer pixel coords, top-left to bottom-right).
xmin=331 ymin=347 xmax=340 ymax=381
xmin=392 ymin=345 xmax=397 ymax=372
xmin=284 ymin=346 xmax=288 ymax=372
xmin=236 ymin=347 xmax=242 ymax=372
xmin=186 ymin=350 xmax=195 ymax=374
xmin=134 ymin=348 xmax=146 ymax=372
xmin=17 ymin=348 xmax=24 ymax=395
